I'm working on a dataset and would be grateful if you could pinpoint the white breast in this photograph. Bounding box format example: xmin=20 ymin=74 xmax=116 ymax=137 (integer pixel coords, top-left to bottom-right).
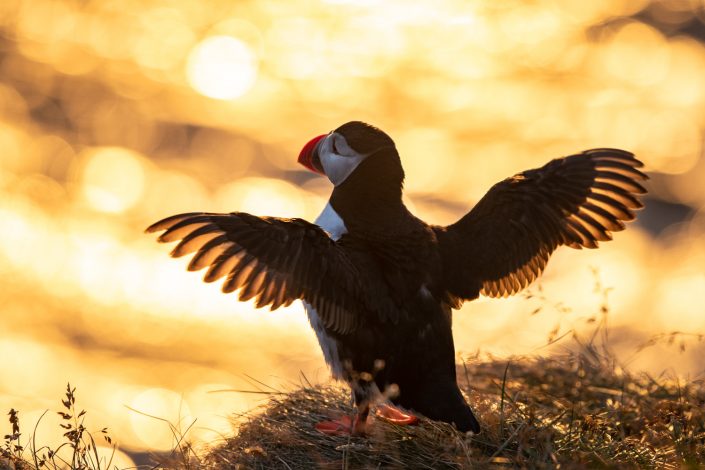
xmin=304 ymin=301 xmax=343 ymax=379
xmin=315 ymin=202 xmax=347 ymax=241
xmin=304 ymin=202 xmax=348 ymax=379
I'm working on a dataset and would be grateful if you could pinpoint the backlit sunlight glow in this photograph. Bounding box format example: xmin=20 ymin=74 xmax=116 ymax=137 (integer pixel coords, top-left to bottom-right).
xmin=187 ymin=35 xmax=258 ymax=100
xmin=81 ymin=147 xmax=147 ymax=213
xmin=129 ymin=387 xmax=194 ymax=450
xmin=0 ymin=194 xmax=309 ymax=324
xmin=0 ymin=0 xmax=704 ymax=454
xmin=214 ymin=177 xmax=310 ymax=217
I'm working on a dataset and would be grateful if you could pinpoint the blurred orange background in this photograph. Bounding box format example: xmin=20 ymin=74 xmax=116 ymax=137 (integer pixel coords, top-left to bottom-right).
xmin=1 ymin=0 xmax=705 ymax=463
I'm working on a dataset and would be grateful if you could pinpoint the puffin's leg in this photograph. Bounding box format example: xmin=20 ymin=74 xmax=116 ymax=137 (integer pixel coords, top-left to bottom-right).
xmin=352 ymin=399 xmax=370 ymax=436
xmin=375 ymin=403 xmax=419 ymax=425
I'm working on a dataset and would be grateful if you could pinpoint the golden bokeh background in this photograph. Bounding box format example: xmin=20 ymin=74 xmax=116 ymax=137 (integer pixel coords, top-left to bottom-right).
xmin=2 ymin=0 xmax=705 ymax=461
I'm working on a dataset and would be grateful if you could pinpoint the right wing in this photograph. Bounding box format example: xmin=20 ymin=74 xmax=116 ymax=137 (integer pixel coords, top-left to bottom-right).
xmin=436 ymin=148 xmax=647 ymax=301
xmin=146 ymin=212 xmax=370 ymax=334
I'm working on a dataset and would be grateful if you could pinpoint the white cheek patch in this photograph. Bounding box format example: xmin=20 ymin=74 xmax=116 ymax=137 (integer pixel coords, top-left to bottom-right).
xmin=320 ymin=152 xmax=366 ymax=186
xmin=319 ymin=134 xmax=367 ymax=186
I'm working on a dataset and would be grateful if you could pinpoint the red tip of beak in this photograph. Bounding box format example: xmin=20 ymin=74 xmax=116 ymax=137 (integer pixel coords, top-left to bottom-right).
xmin=298 ymin=134 xmax=327 ymax=174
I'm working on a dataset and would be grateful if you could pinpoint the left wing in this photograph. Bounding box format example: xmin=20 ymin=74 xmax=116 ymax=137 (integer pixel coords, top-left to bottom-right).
xmin=146 ymin=212 xmax=368 ymax=334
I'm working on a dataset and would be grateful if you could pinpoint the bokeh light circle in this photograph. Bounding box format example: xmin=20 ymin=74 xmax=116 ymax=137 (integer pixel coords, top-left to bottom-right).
xmin=187 ymin=36 xmax=258 ymax=100
xmin=81 ymin=147 xmax=146 ymax=213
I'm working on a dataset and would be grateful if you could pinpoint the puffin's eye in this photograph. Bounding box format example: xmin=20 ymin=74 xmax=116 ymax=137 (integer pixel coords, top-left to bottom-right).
xmin=332 ymin=134 xmax=355 ymax=157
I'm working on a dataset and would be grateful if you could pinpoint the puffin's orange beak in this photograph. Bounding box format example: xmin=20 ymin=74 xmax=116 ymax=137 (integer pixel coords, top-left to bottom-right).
xmin=298 ymin=134 xmax=326 ymax=174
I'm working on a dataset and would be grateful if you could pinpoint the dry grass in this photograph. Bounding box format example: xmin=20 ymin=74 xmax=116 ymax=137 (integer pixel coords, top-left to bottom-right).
xmin=4 ymin=347 xmax=705 ymax=470
xmin=197 ymin=283 xmax=705 ymax=469
xmin=6 ymin=345 xmax=705 ymax=469
xmin=199 ymin=349 xmax=705 ymax=469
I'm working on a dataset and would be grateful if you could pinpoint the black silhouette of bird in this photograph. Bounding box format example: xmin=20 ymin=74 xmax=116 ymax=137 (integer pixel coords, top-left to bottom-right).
xmin=146 ymin=121 xmax=647 ymax=435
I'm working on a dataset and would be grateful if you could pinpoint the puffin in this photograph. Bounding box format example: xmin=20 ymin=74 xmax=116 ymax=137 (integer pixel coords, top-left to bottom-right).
xmin=146 ymin=121 xmax=647 ymax=435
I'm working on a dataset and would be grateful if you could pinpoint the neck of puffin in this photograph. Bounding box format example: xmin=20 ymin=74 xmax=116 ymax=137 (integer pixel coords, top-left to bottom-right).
xmin=328 ymin=149 xmax=407 ymax=232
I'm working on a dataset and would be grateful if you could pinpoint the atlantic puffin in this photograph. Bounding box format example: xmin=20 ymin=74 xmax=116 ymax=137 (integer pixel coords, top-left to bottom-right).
xmin=146 ymin=121 xmax=647 ymax=435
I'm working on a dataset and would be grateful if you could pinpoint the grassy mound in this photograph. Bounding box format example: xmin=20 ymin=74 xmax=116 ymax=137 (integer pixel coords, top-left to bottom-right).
xmin=202 ymin=351 xmax=705 ymax=469
xmin=3 ymin=349 xmax=704 ymax=469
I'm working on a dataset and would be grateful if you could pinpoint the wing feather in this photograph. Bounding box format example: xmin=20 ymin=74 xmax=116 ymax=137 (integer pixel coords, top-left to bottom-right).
xmin=205 ymin=246 xmax=244 ymax=282
xmin=187 ymin=236 xmax=232 ymax=271
xmin=223 ymin=254 xmax=256 ymax=293
xmin=171 ymin=225 xmax=223 ymax=257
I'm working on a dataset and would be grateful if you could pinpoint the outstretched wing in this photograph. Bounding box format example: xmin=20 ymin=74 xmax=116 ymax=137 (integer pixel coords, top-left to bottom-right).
xmin=435 ymin=148 xmax=647 ymax=301
xmin=146 ymin=212 xmax=363 ymax=334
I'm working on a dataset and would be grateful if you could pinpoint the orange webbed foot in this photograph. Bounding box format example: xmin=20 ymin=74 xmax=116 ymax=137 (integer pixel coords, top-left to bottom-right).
xmin=315 ymin=415 xmax=353 ymax=435
xmin=315 ymin=414 xmax=370 ymax=436
xmin=375 ymin=404 xmax=419 ymax=426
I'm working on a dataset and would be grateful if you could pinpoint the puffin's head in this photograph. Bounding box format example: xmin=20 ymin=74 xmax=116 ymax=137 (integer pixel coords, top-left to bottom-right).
xmin=298 ymin=121 xmax=399 ymax=187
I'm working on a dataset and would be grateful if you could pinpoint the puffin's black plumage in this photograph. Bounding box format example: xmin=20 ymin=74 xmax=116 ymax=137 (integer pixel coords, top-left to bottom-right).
xmin=146 ymin=121 xmax=647 ymax=434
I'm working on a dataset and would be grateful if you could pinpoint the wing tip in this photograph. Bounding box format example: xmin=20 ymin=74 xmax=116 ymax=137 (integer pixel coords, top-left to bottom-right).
xmin=145 ymin=212 xmax=205 ymax=234
xmin=584 ymin=148 xmax=647 ymax=173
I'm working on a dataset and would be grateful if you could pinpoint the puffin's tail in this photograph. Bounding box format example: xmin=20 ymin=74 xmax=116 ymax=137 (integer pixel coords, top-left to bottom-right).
xmin=399 ymin=379 xmax=481 ymax=433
